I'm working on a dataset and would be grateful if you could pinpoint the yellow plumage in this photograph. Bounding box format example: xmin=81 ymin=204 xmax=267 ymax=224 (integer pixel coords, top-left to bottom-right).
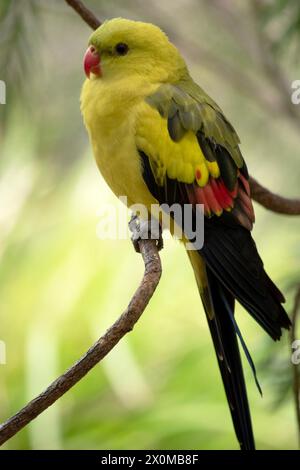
xmin=80 ymin=18 xmax=218 ymax=211
xmin=81 ymin=76 xmax=157 ymax=209
xmin=80 ymin=18 xmax=291 ymax=451
xmin=80 ymin=17 xmax=211 ymax=297
xmin=81 ymin=76 xmax=215 ymax=207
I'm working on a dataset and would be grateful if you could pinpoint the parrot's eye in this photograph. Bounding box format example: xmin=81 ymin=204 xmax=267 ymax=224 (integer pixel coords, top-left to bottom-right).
xmin=115 ymin=43 xmax=129 ymax=56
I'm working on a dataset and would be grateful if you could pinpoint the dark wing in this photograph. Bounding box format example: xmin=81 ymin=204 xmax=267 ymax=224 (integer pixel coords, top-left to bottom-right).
xmin=141 ymin=81 xmax=290 ymax=339
xmin=145 ymin=81 xmax=254 ymax=231
xmin=138 ymin=81 xmax=290 ymax=450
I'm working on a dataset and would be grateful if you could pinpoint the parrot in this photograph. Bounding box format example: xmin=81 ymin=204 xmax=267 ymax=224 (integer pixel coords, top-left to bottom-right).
xmin=80 ymin=18 xmax=291 ymax=450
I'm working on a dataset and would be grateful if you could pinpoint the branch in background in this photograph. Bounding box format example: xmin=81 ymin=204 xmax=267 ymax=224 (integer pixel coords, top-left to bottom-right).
xmin=0 ymin=238 xmax=161 ymax=446
xmin=290 ymin=287 xmax=300 ymax=447
xmin=65 ymin=0 xmax=100 ymax=29
xmin=249 ymin=177 xmax=300 ymax=215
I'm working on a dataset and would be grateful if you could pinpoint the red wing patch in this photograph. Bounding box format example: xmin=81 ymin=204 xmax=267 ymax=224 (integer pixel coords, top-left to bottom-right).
xmin=187 ymin=172 xmax=255 ymax=231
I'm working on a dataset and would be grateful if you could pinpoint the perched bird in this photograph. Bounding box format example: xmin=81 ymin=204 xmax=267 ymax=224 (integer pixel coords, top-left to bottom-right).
xmin=81 ymin=18 xmax=291 ymax=450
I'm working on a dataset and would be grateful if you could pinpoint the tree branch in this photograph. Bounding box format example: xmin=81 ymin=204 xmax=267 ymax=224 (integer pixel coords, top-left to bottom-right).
xmin=249 ymin=177 xmax=300 ymax=215
xmin=65 ymin=0 xmax=101 ymax=29
xmin=0 ymin=239 xmax=161 ymax=446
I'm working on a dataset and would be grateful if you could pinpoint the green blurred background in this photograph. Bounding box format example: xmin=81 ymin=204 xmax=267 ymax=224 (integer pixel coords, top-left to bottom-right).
xmin=0 ymin=0 xmax=299 ymax=450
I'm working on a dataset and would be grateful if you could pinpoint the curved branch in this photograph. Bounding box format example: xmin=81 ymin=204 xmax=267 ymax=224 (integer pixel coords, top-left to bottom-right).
xmin=0 ymin=239 xmax=162 ymax=446
xmin=65 ymin=0 xmax=101 ymax=29
xmin=249 ymin=177 xmax=300 ymax=215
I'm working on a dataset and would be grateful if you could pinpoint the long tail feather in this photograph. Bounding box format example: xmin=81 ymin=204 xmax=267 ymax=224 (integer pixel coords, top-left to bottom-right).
xmin=205 ymin=267 xmax=255 ymax=450
xmin=188 ymin=250 xmax=255 ymax=450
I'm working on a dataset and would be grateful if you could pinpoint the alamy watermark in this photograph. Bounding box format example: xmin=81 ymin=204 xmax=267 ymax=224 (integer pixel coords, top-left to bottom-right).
xmin=0 ymin=340 xmax=6 ymax=365
xmin=291 ymin=340 xmax=300 ymax=365
xmin=291 ymin=80 xmax=300 ymax=105
xmin=0 ymin=80 xmax=6 ymax=104
xmin=96 ymin=196 xmax=204 ymax=250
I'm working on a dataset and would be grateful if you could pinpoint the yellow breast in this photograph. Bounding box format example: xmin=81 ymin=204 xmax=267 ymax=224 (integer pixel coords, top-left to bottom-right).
xmin=80 ymin=76 xmax=158 ymax=209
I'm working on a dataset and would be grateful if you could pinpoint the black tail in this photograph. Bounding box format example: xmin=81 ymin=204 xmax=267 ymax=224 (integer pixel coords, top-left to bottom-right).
xmin=202 ymin=217 xmax=291 ymax=340
xmin=204 ymin=267 xmax=255 ymax=450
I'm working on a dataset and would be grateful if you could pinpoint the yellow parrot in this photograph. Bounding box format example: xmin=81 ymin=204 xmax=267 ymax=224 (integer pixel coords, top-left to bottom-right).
xmin=81 ymin=18 xmax=291 ymax=450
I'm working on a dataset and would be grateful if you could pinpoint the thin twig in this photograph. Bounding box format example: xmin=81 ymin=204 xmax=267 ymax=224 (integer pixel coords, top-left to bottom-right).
xmin=249 ymin=177 xmax=300 ymax=215
xmin=0 ymin=239 xmax=162 ymax=446
xmin=65 ymin=0 xmax=101 ymax=29
xmin=290 ymin=287 xmax=300 ymax=447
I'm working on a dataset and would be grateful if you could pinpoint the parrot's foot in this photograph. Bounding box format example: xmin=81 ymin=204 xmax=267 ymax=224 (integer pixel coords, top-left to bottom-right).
xmin=129 ymin=214 xmax=163 ymax=253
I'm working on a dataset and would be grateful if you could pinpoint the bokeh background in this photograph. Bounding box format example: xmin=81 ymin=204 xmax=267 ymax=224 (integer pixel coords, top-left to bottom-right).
xmin=0 ymin=0 xmax=300 ymax=450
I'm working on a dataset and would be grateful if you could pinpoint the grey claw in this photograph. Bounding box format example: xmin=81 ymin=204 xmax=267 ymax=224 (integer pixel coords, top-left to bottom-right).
xmin=128 ymin=215 xmax=163 ymax=253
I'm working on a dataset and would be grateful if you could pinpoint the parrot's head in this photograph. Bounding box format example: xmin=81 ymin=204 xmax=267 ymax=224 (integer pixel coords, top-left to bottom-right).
xmin=83 ymin=18 xmax=188 ymax=83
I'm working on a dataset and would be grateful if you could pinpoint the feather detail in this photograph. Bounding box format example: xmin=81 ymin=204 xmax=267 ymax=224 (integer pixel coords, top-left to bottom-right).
xmin=239 ymin=172 xmax=251 ymax=196
xmin=207 ymin=160 xmax=220 ymax=178
xmin=210 ymin=178 xmax=227 ymax=210
xmin=232 ymin=205 xmax=253 ymax=231
xmin=229 ymin=183 xmax=239 ymax=199
xmin=217 ymin=180 xmax=234 ymax=209
xmin=202 ymin=184 xmax=223 ymax=216
xmin=193 ymin=186 xmax=211 ymax=216
xmin=238 ymin=187 xmax=255 ymax=223
xmin=168 ymin=110 xmax=185 ymax=141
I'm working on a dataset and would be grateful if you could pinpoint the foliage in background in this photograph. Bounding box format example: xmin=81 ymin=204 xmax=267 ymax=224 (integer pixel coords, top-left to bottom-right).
xmin=259 ymin=0 xmax=300 ymax=56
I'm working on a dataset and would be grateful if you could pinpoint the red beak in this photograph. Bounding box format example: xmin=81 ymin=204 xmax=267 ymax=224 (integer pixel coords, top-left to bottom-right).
xmin=84 ymin=45 xmax=101 ymax=78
